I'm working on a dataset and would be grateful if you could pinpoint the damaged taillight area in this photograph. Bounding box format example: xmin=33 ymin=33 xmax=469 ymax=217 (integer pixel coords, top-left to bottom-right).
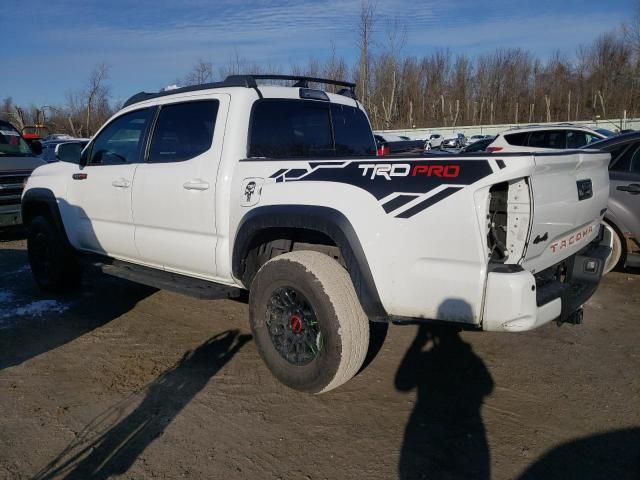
xmin=487 ymin=178 xmax=532 ymax=264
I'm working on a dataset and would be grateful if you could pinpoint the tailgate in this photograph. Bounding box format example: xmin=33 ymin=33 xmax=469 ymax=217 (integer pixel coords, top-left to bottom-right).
xmin=522 ymin=151 xmax=610 ymax=273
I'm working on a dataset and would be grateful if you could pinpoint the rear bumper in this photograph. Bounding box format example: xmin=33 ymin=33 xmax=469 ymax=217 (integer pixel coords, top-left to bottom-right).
xmin=482 ymin=235 xmax=610 ymax=332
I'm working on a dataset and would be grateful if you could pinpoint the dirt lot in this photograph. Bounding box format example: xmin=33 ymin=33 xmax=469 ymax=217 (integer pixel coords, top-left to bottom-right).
xmin=0 ymin=234 xmax=638 ymax=480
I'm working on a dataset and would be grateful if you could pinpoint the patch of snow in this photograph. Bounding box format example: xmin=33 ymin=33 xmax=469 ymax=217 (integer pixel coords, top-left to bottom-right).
xmin=14 ymin=300 xmax=70 ymax=317
xmin=0 ymin=300 xmax=70 ymax=320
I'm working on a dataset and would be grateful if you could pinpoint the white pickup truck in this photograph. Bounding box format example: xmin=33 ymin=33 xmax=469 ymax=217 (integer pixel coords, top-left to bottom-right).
xmin=22 ymin=75 xmax=611 ymax=393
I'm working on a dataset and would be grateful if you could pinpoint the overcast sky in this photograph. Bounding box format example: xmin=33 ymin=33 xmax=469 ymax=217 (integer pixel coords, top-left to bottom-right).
xmin=1 ymin=0 xmax=633 ymax=106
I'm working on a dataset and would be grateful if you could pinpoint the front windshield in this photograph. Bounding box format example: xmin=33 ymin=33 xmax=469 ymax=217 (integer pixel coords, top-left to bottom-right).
xmin=0 ymin=125 xmax=33 ymax=156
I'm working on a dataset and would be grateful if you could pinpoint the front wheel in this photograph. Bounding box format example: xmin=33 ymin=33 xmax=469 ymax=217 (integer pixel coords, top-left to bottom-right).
xmin=27 ymin=215 xmax=82 ymax=293
xmin=249 ymin=251 xmax=369 ymax=394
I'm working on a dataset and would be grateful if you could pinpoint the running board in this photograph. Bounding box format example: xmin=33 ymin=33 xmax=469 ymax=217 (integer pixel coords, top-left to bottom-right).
xmin=85 ymin=256 xmax=242 ymax=300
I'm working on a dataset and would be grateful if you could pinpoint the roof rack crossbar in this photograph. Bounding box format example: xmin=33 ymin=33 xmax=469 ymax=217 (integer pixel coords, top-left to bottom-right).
xmin=226 ymin=74 xmax=355 ymax=90
xmin=122 ymin=74 xmax=356 ymax=109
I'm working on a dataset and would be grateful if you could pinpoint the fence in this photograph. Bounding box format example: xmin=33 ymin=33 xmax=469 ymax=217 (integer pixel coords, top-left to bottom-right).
xmin=376 ymin=117 xmax=640 ymax=140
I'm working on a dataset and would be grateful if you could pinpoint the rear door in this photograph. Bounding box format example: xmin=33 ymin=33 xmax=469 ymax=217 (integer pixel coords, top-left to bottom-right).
xmin=608 ymin=142 xmax=640 ymax=240
xmin=132 ymin=95 xmax=229 ymax=277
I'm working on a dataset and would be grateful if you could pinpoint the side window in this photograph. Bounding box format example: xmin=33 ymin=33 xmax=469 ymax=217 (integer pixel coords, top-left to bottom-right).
xmin=148 ymin=100 xmax=219 ymax=163
xmin=566 ymin=131 xmax=589 ymax=148
xmin=331 ymin=103 xmax=376 ymax=156
xmin=249 ymin=100 xmax=332 ymax=158
xmin=528 ymin=130 xmax=566 ymax=149
xmin=610 ymin=143 xmax=638 ymax=172
xmin=631 ymin=147 xmax=640 ymax=174
xmin=89 ymin=109 xmax=152 ymax=165
xmin=504 ymin=132 xmax=528 ymax=146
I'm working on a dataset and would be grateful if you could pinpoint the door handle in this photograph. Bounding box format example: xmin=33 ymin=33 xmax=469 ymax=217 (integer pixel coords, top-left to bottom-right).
xmin=617 ymin=183 xmax=640 ymax=194
xmin=112 ymin=178 xmax=131 ymax=188
xmin=183 ymin=179 xmax=210 ymax=191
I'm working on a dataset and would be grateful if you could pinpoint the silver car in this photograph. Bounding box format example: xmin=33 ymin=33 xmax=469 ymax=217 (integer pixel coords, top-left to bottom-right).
xmin=584 ymin=132 xmax=640 ymax=272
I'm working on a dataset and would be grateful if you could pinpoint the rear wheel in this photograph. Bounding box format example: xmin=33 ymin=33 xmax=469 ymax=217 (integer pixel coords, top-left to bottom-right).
xmin=603 ymin=221 xmax=625 ymax=274
xmin=27 ymin=215 xmax=82 ymax=292
xmin=249 ymin=250 xmax=369 ymax=393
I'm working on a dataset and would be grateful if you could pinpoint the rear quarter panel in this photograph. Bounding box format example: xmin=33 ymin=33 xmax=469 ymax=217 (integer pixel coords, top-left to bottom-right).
xmin=228 ymin=155 xmax=537 ymax=324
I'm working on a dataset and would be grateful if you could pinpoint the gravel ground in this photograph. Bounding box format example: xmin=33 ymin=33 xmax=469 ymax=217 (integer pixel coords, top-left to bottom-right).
xmin=0 ymin=235 xmax=638 ymax=480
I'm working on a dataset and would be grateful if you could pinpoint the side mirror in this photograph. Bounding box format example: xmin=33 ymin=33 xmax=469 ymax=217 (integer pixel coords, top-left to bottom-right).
xmin=55 ymin=142 xmax=83 ymax=164
xmin=31 ymin=140 xmax=43 ymax=156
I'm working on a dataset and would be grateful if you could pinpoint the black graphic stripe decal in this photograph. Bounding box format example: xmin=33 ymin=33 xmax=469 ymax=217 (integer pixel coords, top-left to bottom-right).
xmin=267 ymin=158 xmax=494 ymax=218
xmin=395 ymin=187 xmax=463 ymax=219
xmin=382 ymin=194 xmax=418 ymax=213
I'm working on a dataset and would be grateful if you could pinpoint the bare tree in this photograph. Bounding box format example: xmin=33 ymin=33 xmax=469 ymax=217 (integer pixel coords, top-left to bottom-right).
xmin=183 ymin=59 xmax=213 ymax=86
xmin=356 ymin=1 xmax=376 ymax=108
xmin=85 ymin=63 xmax=110 ymax=136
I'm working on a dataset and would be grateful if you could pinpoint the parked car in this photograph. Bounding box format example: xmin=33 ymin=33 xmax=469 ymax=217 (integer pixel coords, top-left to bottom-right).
xmin=0 ymin=120 xmax=45 ymax=228
xmin=374 ymin=133 xmax=425 ymax=155
xmin=466 ymin=134 xmax=488 ymax=145
xmin=486 ymin=125 xmax=611 ymax=153
xmin=582 ymin=131 xmax=640 ymax=272
xmin=426 ymin=133 xmax=444 ymax=149
xmin=461 ymin=136 xmax=496 ymax=153
xmin=22 ymin=74 xmax=610 ymax=394
xmin=441 ymin=133 xmax=466 ymax=149
xmin=40 ymin=138 xmax=89 ymax=163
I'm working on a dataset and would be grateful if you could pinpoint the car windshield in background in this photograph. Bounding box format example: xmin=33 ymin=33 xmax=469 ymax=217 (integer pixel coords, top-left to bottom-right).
xmin=0 ymin=124 xmax=33 ymax=156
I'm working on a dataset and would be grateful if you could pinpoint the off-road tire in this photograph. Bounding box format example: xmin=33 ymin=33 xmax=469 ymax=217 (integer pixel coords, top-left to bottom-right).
xmin=249 ymin=250 xmax=369 ymax=393
xmin=27 ymin=215 xmax=82 ymax=293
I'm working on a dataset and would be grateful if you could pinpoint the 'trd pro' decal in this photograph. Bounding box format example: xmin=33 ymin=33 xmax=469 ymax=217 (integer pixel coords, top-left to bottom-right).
xmin=270 ymin=159 xmax=494 ymax=217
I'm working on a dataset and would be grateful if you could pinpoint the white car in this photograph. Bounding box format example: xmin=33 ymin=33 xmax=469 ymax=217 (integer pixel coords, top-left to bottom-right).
xmin=486 ymin=125 xmax=613 ymax=153
xmin=22 ymin=75 xmax=611 ymax=394
xmin=426 ymin=133 xmax=444 ymax=149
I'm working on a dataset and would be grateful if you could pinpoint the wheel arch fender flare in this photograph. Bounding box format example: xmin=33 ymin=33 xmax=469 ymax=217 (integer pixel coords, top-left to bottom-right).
xmin=21 ymin=188 xmax=72 ymax=247
xmin=232 ymin=205 xmax=387 ymax=321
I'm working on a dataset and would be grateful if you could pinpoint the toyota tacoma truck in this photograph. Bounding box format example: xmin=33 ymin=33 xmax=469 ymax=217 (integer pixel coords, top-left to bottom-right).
xmin=21 ymin=75 xmax=611 ymax=393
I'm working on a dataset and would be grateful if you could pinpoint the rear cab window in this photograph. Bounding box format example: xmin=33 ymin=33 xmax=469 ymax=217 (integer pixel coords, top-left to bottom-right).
xmin=248 ymin=99 xmax=375 ymax=158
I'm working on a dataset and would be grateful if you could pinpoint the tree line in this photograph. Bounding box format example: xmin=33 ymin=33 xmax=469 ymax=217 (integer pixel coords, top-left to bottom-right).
xmin=3 ymin=2 xmax=640 ymax=135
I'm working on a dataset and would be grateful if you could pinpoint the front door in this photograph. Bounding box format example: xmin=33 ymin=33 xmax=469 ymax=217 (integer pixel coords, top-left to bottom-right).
xmin=66 ymin=108 xmax=154 ymax=260
xmin=609 ymin=141 xmax=640 ymax=240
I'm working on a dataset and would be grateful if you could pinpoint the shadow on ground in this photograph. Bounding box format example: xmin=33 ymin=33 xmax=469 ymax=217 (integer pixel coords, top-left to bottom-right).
xmin=0 ymin=227 xmax=26 ymax=243
xmin=33 ymin=329 xmax=251 ymax=480
xmin=396 ymin=319 xmax=494 ymax=479
xmin=518 ymin=427 xmax=640 ymax=479
xmin=0 ymin=247 xmax=156 ymax=371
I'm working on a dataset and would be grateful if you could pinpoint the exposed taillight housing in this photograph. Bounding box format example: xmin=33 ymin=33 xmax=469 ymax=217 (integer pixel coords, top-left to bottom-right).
xmin=377 ymin=145 xmax=390 ymax=156
xmin=487 ymin=178 xmax=531 ymax=264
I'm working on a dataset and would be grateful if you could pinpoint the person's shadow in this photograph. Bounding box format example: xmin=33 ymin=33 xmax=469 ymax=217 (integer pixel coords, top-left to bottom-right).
xmin=395 ymin=307 xmax=494 ymax=479
xmin=33 ymin=329 xmax=251 ymax=480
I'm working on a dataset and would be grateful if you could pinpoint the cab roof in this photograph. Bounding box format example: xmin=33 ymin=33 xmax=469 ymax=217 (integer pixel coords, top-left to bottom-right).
xmin=123 ymin=74 xmax=357 ymax=108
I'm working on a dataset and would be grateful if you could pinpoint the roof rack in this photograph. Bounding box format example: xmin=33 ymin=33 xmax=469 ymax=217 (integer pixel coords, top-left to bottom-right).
xmin=507 ymin=122 xmax=582 ymax=131
xmin=122 ymin=74 xmax=356 ymax=108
